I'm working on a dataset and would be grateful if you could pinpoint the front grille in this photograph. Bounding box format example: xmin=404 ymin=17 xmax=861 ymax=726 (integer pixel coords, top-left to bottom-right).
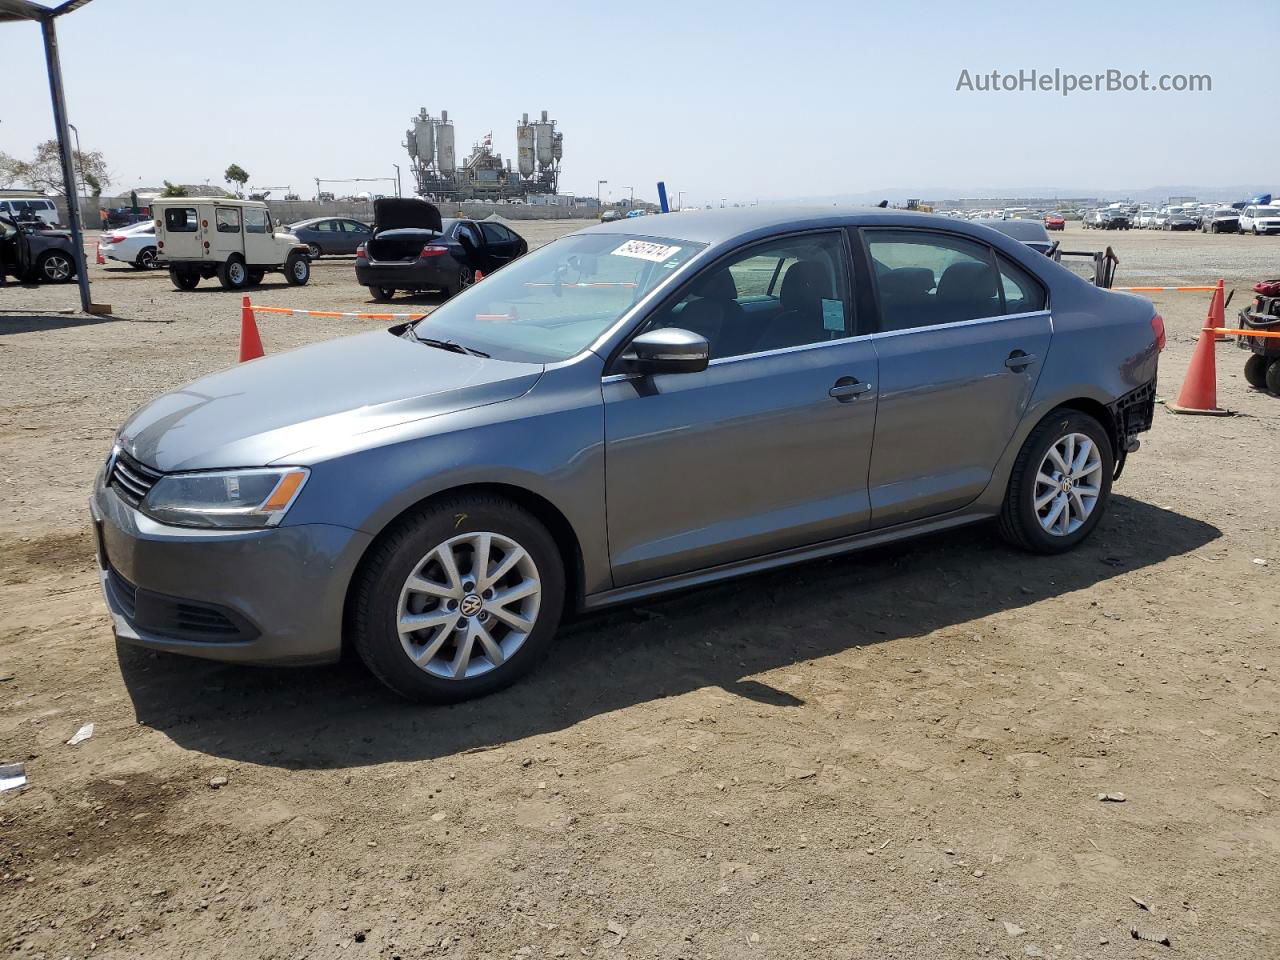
xmin=105 ymin=564 xmax=256 ymax=644
xmin=108 ymin=449 xmax=163 ymax=508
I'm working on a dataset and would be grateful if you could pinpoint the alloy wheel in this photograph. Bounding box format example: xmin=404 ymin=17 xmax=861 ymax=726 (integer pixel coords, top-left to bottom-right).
xmin=1033 ymin=432 xmax=1103 ymax=536
xmin=396 ymin=532 xmax=541 ymax=680
xmin=307 ymin=244 xmax=321 ymax=259
xmin=43 ymin=254 xmax=72 ymax=281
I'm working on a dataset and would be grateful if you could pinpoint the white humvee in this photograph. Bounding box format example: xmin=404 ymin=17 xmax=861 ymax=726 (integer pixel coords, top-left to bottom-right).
xmin=152 ymin=197 xmax=311 ymax=290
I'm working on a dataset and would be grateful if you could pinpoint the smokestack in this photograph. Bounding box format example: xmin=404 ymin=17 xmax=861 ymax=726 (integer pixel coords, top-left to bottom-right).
xmin=441 ymin=109 xmax=448 ymax=122
xmin=541 ymin=110 xmax=548 ymax=122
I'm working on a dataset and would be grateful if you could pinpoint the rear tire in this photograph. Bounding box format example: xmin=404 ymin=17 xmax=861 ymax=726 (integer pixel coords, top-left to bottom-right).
xmin=998 ymin=410 xmax=1114 ymax=554
xmin=350 ymin=495 xmax=565 ymax=703
xmin=1244 ymin=354 xmax=1270 ymax=389
xmin=133 ymin=246 xmax=158 ymax=270
xmin=368 ymin=285 xmax=395 ymax=302
xmin=170 ymin=267 xmax=199 ymax=290
xmin=445 ymin=265 xmax=474 ymax=298
xmin=216 ymin=256 xmax=248 ymax=290
xmin=247 ymin=268 xmax=266 ymax=286
xmin=284 ymin=253 xmax=310 ymax=286
xmin=1266 ymin=359 xmax=1280 ymax=395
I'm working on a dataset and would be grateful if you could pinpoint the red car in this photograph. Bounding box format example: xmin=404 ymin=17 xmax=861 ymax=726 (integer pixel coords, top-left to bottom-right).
xmin=1044 ymin=213 xmax=1066 ymax=231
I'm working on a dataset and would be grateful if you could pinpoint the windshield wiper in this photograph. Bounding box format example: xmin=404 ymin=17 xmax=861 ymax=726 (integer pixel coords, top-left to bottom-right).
xmin=412 ymin=332 xmax=489 ymax=358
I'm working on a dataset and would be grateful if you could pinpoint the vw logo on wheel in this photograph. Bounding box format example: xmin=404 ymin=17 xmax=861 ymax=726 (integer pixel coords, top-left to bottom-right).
xmin=459 ymin=594 xmax=483 ymax=617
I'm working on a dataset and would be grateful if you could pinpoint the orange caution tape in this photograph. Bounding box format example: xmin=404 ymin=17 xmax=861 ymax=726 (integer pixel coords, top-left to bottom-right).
xmin=1209 ymin=327 xmax=1280 ymax=339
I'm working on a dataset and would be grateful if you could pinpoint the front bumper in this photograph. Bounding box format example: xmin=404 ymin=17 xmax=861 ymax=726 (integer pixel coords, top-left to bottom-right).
xmin=356 ymin=258 xmax=457 ymax=290
xmin=90 ymin=476 xmax=372 ymax=665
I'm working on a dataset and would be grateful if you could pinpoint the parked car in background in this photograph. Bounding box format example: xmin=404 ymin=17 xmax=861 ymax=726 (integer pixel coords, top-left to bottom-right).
xmin=625 ymin=209 xmax=647 ymax=218
xmin=1201 ymin=208 xmax=1240 ymax=233
xmin=1135 ymin=210 xmax=1158 ymax=229
xmin=106 ymin=208 xmax=151 ymax=228
xmin=0 ymin=214 xmax=78 ymax=283
xmin=1163 ymin=212 xmax=1197 ymax=231
xmin=1240 ymin=205 xmax=1280 ymax=235
xmin=1150 ymin=211 xmax=1170 ymax=229
xmin=99 ymin=221 xmax=159 ymax=269
xmin=93 ymin=207 xmax=1162 ymax=702
xmin=1043 ymin=213 xmax=1065 ymax=231
xmin=977 ymin=218 xmax=1054 ymax=255
xmin=600 ymin=209 xmax=622 ymax=222
xmin=355 ymin=199 xmax=528 ymax=301
xmin=0 ymin=195 xmax=60 ymax=226
xmin=287 ymin=217 xmax=372 ymax=258
xmin=1100 ymin=210 xmax=1131 ymax=230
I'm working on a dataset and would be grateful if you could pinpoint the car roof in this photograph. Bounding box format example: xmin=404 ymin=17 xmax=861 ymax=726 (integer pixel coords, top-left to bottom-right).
xmin=579 ymin=206 xmax=1040 ymax=250
xmin=151 ymin=197 xmax=266 ymax=208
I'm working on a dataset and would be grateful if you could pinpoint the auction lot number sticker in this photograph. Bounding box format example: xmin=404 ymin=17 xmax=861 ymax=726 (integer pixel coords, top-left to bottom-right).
xmin=611 ymin=240 xmax=682 ymax=262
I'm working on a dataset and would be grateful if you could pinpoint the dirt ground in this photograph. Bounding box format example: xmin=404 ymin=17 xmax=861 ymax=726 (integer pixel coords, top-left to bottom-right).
xmin=1 ymin=222 xmax=1277 ymax=960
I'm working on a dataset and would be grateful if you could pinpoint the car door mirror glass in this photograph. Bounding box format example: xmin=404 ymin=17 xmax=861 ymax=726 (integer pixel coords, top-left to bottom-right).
xmin=620 ymin=328 xmax=709 ymax=375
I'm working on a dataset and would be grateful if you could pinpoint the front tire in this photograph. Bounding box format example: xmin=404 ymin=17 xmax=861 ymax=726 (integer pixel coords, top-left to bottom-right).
xmin=284 ymin=253 xmax=310 ymax=286
xmin=36 ymin=251 xmax=76 ymax=283
xmin=998 ymin=410 xmax=1114 ymax=554
xmin=306 ymin=243 xmax=322 ymax=259
xmin=217 ymin=256 xmax=249 ymax=290
xmin=350 ymin=495 xmax=565 ymax=703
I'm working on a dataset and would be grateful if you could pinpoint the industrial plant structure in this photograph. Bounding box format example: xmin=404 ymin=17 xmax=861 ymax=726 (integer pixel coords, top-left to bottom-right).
xmin=404 ymin=108 xmax=563 ymax=201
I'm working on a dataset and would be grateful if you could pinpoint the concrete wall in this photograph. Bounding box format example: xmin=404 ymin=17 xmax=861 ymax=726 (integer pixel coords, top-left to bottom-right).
xmin=68 ymin=195 xmax=598 ymax=226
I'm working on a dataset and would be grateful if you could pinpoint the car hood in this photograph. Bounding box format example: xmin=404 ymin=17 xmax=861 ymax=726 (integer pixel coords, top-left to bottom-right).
xmin=373 ymin=198 xmax=442 ymax=232
xmin=118 ymin=330 xmax=543 ymax=471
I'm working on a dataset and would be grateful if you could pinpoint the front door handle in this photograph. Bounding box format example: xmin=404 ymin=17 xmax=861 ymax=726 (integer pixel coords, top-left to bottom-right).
xmin=1004 ymin=351 xmax=1038 ymax=370
xmin=829 ymin=377 xmax=873 ymax=401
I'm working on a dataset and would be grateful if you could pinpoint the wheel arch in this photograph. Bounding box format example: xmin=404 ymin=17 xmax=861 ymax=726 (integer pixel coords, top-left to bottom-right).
xmin=341 ymin=481 xmax=587 ymax=650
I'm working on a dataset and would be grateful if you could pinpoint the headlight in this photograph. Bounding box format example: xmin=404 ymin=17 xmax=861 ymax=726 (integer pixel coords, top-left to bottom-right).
xmin=141 ymin=468 xmax=309 ymax=529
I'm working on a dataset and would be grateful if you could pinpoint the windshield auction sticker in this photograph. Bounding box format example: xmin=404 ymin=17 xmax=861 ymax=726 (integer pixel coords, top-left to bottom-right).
xmin=611 ymin=240 xmax=681 ymax=262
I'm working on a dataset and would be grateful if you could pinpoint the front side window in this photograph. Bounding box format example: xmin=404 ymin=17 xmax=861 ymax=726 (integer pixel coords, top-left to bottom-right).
xmin=215 ymin=207 xmax=241 ymax=233
xmin=643 ymin=231 xmax=852 ymax=360
xmin=164 ymin=207 xmax=198 ymax=232
xmin=867 ymin=230 xmax=1001 ymax=331
xmin=410 ymin=233 xmax=705 ymax=363
xmin=244 ymin=207 xmax=270 ymax=234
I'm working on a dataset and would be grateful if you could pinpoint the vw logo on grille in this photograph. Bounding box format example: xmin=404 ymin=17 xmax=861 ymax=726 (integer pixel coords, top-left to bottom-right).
xmin=459 ymin=594 xmax=483 ymax=617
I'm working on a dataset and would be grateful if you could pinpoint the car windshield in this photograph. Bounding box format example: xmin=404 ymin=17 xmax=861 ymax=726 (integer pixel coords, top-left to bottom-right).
xmin=410 ymin=232 xmax=707 ymax=362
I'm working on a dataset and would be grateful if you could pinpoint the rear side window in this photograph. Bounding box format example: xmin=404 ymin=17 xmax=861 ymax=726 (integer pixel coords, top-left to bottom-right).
xmin=996 ymin=255 xmax=1047 ymax=314
xmin=867 ymin=230 xmax=1001 ymax=332
xmin=215 ymin=207 xmax=241 ymax=233
xmin=480 ymin=222 xmax=510 ymax=243
xmin=164 ymin=207 xmax=198 ymax=232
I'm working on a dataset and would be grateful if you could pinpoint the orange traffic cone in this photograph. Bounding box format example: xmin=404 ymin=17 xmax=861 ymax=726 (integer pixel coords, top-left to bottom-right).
xmin=239 ymin=296 xmax=264 ymax=363
xmin=1166 ymin=325 xmax=1230 ymax=415
xmin=95 ymin=242 xmax=105 ymax=265
xmin=1208 ymin=278 xmax=1227 ymax=341
xmin=474 ymin=269 xmax=485 ymax=282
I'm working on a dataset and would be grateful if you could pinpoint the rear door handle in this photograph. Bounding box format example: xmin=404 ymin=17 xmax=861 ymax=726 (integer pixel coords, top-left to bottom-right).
xmin=1004 ymin=351 xmax=1038 ymax=370
xmin=829 ymin=378 xmax=873 ymax=401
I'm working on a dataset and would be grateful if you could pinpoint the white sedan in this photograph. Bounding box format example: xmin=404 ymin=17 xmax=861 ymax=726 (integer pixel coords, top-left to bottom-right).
xmin=99 ymin=221 xmax=159 ymax=269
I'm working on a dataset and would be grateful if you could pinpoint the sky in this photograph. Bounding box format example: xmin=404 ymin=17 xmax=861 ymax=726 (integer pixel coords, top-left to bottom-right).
xmin=0 ymin=0 xmax=1272 ymax=206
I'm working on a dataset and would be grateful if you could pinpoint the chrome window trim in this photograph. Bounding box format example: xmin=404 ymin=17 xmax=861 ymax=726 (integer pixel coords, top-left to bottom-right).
xmin=601 ymin=332 xmax=875 ymax=383
xmin=868 ymin=309 xmax=1052 ymax=341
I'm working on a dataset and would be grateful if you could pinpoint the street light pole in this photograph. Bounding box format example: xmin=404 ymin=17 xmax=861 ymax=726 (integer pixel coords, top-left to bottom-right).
xmin=622 ymin=185 xmax=634 ymax=207
xmin=597 ymin=180 xmax=607 ymax=208
xmin=393 ymin=164 xmax=401 ymax=197
xmin=66 ymin=122 xmax=86 ymax=204
xmin=677 ymin=191 xmax=685 ymax=210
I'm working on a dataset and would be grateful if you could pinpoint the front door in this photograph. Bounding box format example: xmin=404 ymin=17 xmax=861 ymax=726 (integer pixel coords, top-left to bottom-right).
xmin=243 ymin=206 xmax=278 ymax=264
xmin=603 ymin=230 xmax=879 ymax=586
xmin=861 ymin=228 xmax=1052 ymax=528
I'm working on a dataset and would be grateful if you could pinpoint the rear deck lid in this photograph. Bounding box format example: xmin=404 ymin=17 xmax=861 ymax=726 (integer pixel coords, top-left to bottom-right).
xmin=373 ymin=198 xmax=443 ymax=233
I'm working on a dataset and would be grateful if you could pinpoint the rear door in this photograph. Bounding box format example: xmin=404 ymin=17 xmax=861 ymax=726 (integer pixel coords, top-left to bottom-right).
xmin=479 ymin=222 xmax=520 ymax=265
xmin=159 ymin=205 xmax=202 ymax=260
xmin=211 ymin=205 xmax=245 ymax=261
xmin=861 ymin=228 xmax=1052 ymax=528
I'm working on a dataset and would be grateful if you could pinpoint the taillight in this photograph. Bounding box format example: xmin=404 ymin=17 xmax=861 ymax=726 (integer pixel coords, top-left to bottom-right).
xmin=355 ymin=243 xmax=367 ymax=259
xmin=106 ymin=234 xmax=126 ymax=244
xmin=420 ymin=245 xmax=449 ymax=258
xmin=1151 ymin=312 xmax=1166 ymax=352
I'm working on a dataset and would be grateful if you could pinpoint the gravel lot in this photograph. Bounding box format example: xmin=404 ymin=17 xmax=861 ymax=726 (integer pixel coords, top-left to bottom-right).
xmin=1 ymin=222 xmax=1277 ymax=960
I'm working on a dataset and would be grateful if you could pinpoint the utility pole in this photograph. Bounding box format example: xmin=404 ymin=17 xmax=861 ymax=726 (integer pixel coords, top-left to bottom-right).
xmin=393 ymin=164 xmax=401 ymax=197
xmin=597 ymin=180 xmax=607 ymax=208
xmin=622 ymin=185 xmax=634 ymax=207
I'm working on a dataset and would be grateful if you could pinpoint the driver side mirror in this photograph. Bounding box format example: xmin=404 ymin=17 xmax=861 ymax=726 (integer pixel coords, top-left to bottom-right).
xmin=620 ymin=328 xmax=710 ymax=375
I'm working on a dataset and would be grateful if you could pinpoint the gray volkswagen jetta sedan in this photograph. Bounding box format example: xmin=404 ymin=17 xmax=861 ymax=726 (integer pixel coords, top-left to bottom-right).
xmin=92 ymin=208 xmax=1163 ymax=701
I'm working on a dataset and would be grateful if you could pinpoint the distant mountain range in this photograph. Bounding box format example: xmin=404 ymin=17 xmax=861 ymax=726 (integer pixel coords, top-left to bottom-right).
xmin=787 ymin=185 xmax=1276 ymax=205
